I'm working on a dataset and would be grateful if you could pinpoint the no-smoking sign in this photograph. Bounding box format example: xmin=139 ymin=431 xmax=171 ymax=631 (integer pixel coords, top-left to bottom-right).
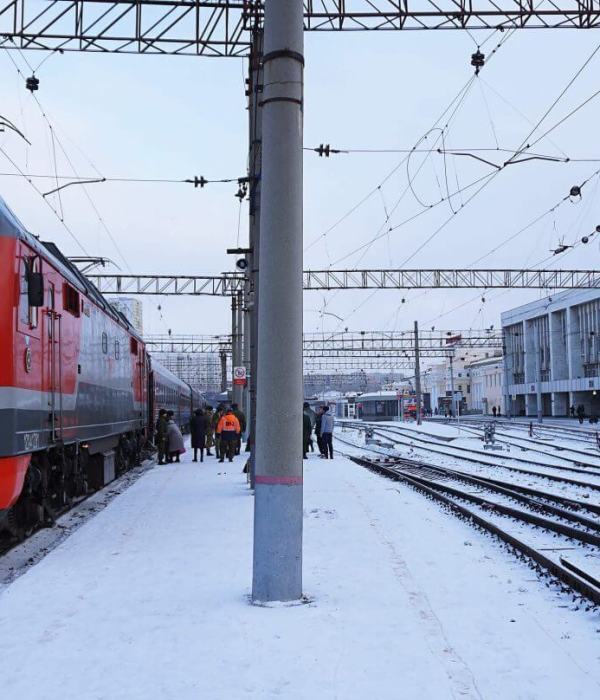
xmin=233 ymin=366 xmax=247 ymax=386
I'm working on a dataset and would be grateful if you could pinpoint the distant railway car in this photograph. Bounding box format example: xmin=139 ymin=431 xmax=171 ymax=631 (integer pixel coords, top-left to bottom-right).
xmin=357 ymin=391 xmax=422 ymax=421
xmin=149 ymin=359 xmax=205 ymax=434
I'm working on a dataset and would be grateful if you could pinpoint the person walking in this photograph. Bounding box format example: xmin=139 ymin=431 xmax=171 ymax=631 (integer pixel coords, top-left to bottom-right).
xmin=155 ymin=408 xmax=168 ymax=465
xmin=577 ymin=404 xmax=585 ymax=424
xmin=216 ymin=407 xmax=241 ymax=463
xmin=492 ymin=406 xmax=497 ymax=418
xmin=204 ymin=406 xmax=215 ymax=456
xmin=167 ymin=414 xmax=185 ymax=463
xmin=231 ymin=403 xmax=247 ymax=455
xmin=320 ymin=405 xmax=334 ymax=459
xmin=190 ymin=408 xmax=208 ymax=462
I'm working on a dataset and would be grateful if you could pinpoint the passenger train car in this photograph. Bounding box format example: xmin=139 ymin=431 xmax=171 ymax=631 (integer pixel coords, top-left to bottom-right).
xmin=356 ymin=391 xmax=422 ymax=421
xmin=0 ymin=196 xmax=203 ymax=538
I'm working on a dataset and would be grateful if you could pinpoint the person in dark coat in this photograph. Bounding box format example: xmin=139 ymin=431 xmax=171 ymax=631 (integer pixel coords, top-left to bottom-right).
xmin=205 ymin=407 xmax=215 ymax=456
xmin=577 ymin=404 xmax=585 ymax=424
xmin=303 ymin=410 xmax=312 ymax=459
xmin=212 ymin=405 xmax=224 ymax=459
xmin=155 ymin=409 xmax=168 ymax=465
xmin=190 ymin=408 xmax=208 ymax=462
xmin=315 ymin=407 xmax=325 ymax=457
xmin=231 ymin=403 xmax=247 ymax=455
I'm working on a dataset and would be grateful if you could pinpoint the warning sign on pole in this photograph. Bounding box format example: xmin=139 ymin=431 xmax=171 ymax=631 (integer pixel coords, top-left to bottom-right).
xmin=233 ymin=366 xmax=247 ymax=386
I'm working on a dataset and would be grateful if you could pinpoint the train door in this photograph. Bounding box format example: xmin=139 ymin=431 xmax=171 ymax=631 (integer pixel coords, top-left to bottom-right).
xmin=45 ymin=283 xmax=63 ymax=442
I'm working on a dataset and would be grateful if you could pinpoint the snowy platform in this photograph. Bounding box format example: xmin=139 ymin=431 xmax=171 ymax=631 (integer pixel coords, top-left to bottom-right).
xmin=1 ymin=449 xmax=600 ymax=699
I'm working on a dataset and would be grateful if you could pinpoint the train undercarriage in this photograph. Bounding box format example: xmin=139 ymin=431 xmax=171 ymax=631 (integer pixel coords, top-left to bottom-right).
xmin=0 ymin=431 xmax=146 ymax=544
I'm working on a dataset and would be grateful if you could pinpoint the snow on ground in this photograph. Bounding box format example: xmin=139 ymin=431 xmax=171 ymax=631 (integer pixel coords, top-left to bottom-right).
xmin=0 ymin=446 xmax=599 ymax=699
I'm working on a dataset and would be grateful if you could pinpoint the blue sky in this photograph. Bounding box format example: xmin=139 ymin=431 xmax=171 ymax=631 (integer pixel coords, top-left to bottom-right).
xmin=1 ymin=27 xmax=600 ymax=338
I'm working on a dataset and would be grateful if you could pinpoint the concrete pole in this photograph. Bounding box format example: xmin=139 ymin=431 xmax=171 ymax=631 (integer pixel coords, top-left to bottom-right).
xmin=502 ymin=329 xmax=512 ymax=419
xmin=233 ymin=291 xmax=244 ymax=408
xmin=449 ymin=354 xmax=456 ymax=418
xmin=414 ymin=320 xmax=423 ymax=426
xmin=248 ymin=28 xmax=263 ymax=487
xmin=231 ymin=295 xmax=239 ymax=402
xmin=219 ymin=349 xmax=227 ymax=394
xmin=252 ymin=0 xmax=304 ymax=603
xmin=535 ymin=323 xmax=543 ymax=423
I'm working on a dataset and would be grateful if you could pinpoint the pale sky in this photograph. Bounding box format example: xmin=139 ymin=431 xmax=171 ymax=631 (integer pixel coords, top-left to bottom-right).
xmin=2 ymin=28 xmax=600 ymax=340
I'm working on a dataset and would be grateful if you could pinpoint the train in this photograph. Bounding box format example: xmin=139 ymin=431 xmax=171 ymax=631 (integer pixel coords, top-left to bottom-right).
xmin=321 ymin=391 xmax=423 ymax=421
xmin=0 ymin=196 xmax=204 ymax=539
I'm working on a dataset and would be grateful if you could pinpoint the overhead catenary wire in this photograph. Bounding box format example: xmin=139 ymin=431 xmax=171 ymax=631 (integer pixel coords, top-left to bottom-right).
xmin=0 ymin=144 xmax=90 ymax=255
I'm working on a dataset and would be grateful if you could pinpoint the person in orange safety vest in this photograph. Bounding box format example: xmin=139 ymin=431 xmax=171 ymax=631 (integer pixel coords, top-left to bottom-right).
xmin=216 ymin=407 xmax=241 ymax=463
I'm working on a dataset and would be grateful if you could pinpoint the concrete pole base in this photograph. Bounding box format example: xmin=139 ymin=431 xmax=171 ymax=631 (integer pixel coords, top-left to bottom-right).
xmin=252 ymin=482 xmax=303 ymax=602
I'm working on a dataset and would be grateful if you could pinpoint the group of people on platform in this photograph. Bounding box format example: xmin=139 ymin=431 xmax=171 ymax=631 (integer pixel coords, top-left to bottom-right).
xmin=303 ymin=402 xmax=335 ymax=460
xmin=155 ymin=403 xmax=247 ymax=465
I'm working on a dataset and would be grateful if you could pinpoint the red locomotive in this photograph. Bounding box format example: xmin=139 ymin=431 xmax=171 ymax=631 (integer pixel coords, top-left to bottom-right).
xmin=0 ymin=196 xmax=202 ymax=539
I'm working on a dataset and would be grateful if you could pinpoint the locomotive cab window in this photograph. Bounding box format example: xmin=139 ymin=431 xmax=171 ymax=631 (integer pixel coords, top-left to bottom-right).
xmin=19 ymin=256 xmax=42 ymax=329
xmin=115 ymin=340 xmax=120 ymax=360
xmin=63 ymin=284 xmax=80 ymax=317
xmin=130 ymin=338 xmax=138 ymax=355
xmin=102 ymin=332 xmax=108 ymax=354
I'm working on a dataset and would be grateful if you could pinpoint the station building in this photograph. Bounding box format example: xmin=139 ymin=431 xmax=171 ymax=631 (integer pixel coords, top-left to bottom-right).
xmin=469 ymin=355 xmax=504 ymax=415
xmin=502 ymin=289 xmax=600 ymax=417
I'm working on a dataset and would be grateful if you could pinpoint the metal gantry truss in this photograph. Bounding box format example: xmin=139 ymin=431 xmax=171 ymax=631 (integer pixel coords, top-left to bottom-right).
xmin=144 ymin=329 xmax=501 ymax=355
xmin=87 ymin=273 xmax=245 ymax=296
xmin=88 ymin=268 xmax=600 ymax=296
xmin=1 ymin=1 xmax=599 ymax=56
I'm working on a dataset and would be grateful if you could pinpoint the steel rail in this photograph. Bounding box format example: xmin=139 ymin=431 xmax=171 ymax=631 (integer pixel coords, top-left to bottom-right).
xmin=341 ymin=420 xmax=600 ymax=489
xmin=372 ymin=422 xmax=600 ymax=476
xmin=348 ymin=453 xmax=600 ymax=607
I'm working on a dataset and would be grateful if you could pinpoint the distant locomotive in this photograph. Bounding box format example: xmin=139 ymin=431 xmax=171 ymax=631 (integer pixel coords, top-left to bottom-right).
xmin=0 ymin=196 xmax=203 ymax=539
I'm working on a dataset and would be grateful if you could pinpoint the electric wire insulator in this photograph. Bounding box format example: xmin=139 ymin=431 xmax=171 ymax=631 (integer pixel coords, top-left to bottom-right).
xmin=25 ymin=75 xmax=39 ymax=92
xmin=471 ymin=50 xmax=485 ymax=75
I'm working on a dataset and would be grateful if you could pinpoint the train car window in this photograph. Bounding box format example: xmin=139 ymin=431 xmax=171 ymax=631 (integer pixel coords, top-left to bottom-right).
xmin=102 ymin=332 xmax=108 ymax=354
xmin=130 ymin=338 xmax=138 ymax=355
xmin=19 ymin=257 xmax=41 ymax=329
xmin=63 ymin=284 xmax=80 ymax=317
xmin=115 ymin=340 xmax=120 ymax=360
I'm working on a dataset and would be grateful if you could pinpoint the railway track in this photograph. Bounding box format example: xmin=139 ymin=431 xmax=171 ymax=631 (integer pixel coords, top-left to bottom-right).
xmin=455 ymin=417 xmax=599 ymax=447
xmin=339 ymin=438 xmax=600 ymax=607
xmin=344 ymin=422 xmax=600 ymax=497
xmin=362 ymin=421 xmax=600 ymax=476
